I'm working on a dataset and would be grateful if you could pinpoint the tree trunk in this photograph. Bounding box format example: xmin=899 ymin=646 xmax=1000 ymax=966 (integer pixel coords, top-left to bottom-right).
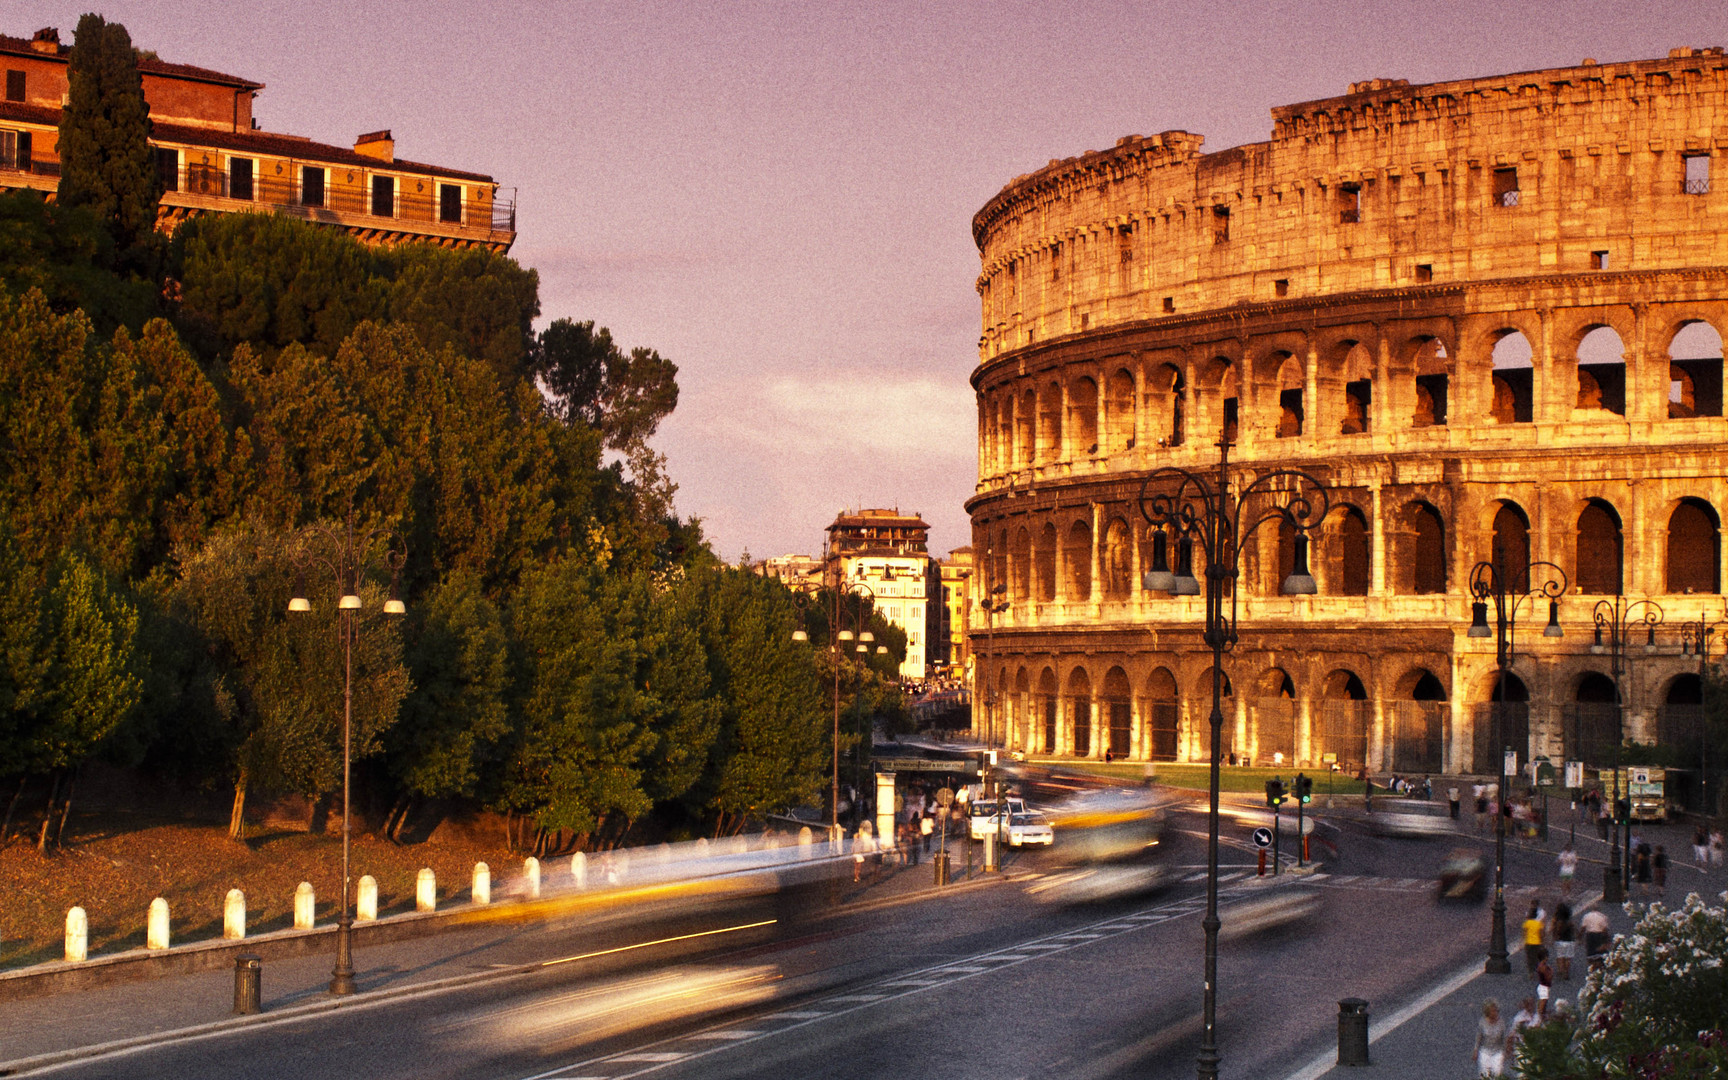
xmin=228 ymin=771 xmax=248 ymax=841
xmin=386 ymin=795 xmax=411 ymax=843
xmin=36 ymin=770 xmax=60 ymax=854
xmin=53 ymin=766 xmax=78 ymax=849
xmin=1 ymin=775 xmax=25 ymax=847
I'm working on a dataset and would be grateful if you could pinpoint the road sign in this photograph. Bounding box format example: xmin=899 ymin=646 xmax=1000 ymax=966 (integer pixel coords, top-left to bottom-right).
xmin=936 ymin=787 xmax=954 ymax=808
xmin=1252 ymin=827 xmax=1273 ymax=849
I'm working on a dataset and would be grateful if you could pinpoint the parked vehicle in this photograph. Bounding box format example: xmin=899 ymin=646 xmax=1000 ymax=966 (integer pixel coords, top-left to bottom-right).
xmin=969 ymin=798 xmax=1028 ymax=841
xmin=1437 ymin=848 xmax=1487 ymax=902
xmin=1005 ymin=813 xmax=1054 ymax=848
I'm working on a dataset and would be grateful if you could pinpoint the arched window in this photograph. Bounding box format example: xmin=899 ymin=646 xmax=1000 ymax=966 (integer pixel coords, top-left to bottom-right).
xmin=1491 ymin=502 xmax=1531 ymax=593
xmin=1068 ymin=667 xmax=1093 ymax=757
xmin=1038 ymin=667 xmax=1058 ymax=754
xmin=1101 ymin=518 xmax=1132 ymax=601
xmin=1317 ymin=669 xmax=1369 ymax=769
xmin=1325 ymin=505 xmax=1371 ymax=596
xmin=1152 ymin=362 xmax=1186 ymax=447
xmin=1275 ymin=354 xmax=1304 ymax=437
xmin=1037 ymin=384 xmax=1062 ymax=462
xmin=1105 ymin=370 xmax=1135 ymax=454
xmin=1010 ymin=526 xmax=1032 ymax=600
xmin=1340 ymin=342 xmax=1373 ymax=435
xmin=1253 ymin=668 xmax=1297 ymax=765
xmin=1035 ymin=522 xmax=1058 ymax=603
xmin=1393 ymin=669 xmax=1446 ymax=773
xmin=1575 ymin=326 xmax=1627 ymax=415
xmin=1069 ymin=377 xmax=1099 ymax=457
xmin=1103 ymin=666 xmax=1132 ymax=758
xmin=1013 ymin=667 xmax=1031 ymax=748
xmin=1192 ymin=667 xmax=1234 ymax=760
xmin=1475 ymin=671 xmax=1529 ymax=773
xmin=1402 ymin=501 xmax=1446 ymax=594
xmin=1017 ymin=388 xmax=1036 ymax=467
xmin=1491 ymin=332 xmax=1534 ymax=424
xmin=1576 ymin=499 xmax=1624 ymax=595
xmin=1411 ymin=338 xmax=1451 ymax=427
xmin=1668 ymin=321 xmax=1723 ymax=419
xmin=1145 ymin=668 xmax=1178 ymax=762
xmin=1064 ymin=519 xmax=1093 ymax=601
xmin=1211 ymin=359 xmax=1240 ymax=444
xmin=1668 ymin=498 xmax=1720 ymax=593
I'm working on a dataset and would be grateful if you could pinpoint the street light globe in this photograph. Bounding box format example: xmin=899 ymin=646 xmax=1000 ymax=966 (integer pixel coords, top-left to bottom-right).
xmin=287 ymin=596 xmax=312 ymax=613
xmin=860 ymin=631 xmax=875 ymax=643
xmin=339 ymin=594 xmax=362 ymax=611
xmin=838 ymin=630 xmax=855 ymax=642
xmin=383 ymin=599 xmax=406 ymax=616
xmin=792 ymin=629 xmax=809 ymax=642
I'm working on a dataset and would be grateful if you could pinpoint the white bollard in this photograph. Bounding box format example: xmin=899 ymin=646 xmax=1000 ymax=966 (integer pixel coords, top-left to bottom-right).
xmin=472 ymin=862 xmax=491 ymax=905
xmin=656 ymin=842 xmax=673 ymax=864
xmin=223 ymin=889 xmax=246 ymax=940
xmin=416 ymin=868 xmax=436 ymax=912
xmin=524 ymin=857 xmax=541 ymax=899
xmin=294 ymin=882 xmax=316 ymax=929
xmin=694 ymin=837 xmax=709 ymax=859
xmin=570 ymin=851 xmax=587 ymax=889
xmin=798 ymin=826 xmax=813 ymax=857
xmin=146 ymin=897 xmax=170 ymax=950
xmin=65 ymin=906 xmax=88 ymax=962
xmin=356 ymin=875 xmax=378 ymax=921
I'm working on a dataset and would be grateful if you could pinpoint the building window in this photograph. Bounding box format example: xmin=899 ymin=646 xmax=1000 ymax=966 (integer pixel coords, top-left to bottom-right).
xmin=1212 ymin=205 xmax=1230 ymax=243
xmin=371 ymin=175 xmax=395 ymax=217
xmin=155 ymin=147 xmax=178 ymax=192
xmin=1684 ymin=154 xmax=1711 ymax=195
xmin=302 ymin=166 xmax=326 ymax=208
xmin=4 ymin=70 xmax=23 ymax=103
xmin=1415 ymin=263 xmax=1433 ymax=282
xmin=1591 ymin=250 xmax=1609 ymax=270
xmin=438 ymin=183 xmax=462 ymax=223
xmin=1274 ymin=279 xmax=1289 ymax=298
xmin=228 ymin=157 xmax=253 ymax=201
xmin=1163 ymin=296 xmax=1175 ymax=313
xmin=1338 ymin=183 xmax=1361 ymax=223
xmin=1492 ymin=167 xmax=1520 ymax=207
xmin=0 ymin=131 xmax=16 ymax=170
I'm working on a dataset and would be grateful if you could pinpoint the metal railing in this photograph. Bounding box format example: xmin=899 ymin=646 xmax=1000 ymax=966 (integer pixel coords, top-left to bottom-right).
xmin=1684 ymin=177 xmax=1712 ymax=195
xmin=0 ymin=156 xmax=58 ymax=177
xmin=1497 ymin=189 xmax=1521 ymax=207
xmin=173 ymin=165 xmax=516 ymax=235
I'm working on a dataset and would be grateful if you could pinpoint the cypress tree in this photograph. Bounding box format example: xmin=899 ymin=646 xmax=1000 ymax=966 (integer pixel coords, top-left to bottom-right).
xmin=56 ymin=14 xmax=160 ymax=265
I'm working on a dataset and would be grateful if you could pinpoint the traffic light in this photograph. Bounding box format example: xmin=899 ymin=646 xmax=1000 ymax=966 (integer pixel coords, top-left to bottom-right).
xmin=1296 ymin=774 xmax=1313 ymax=804
xmin=1265 ymin=778 xmax=1286 ymax=807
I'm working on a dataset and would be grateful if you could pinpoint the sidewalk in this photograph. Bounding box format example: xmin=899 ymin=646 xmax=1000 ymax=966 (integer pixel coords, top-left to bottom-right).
xmin=0 ymin=837 xmax=993 ymax=1073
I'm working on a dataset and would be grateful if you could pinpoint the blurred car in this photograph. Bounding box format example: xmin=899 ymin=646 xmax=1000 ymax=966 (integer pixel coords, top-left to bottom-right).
xmin=969 ymin=798 xmax=1028 ymax=841
xmin=1005 ymin=813 xmax=1054 ymax=848
xmin=1217 ymin=884 xmax=1323 ymax=941
xmin=1027 ymin=864 xmax=1165 ymax=903
xmin=1370 ymin=800 xmax=1456 ymax=838
xmin=1437 ymin=848 xmax=1487 ymax=902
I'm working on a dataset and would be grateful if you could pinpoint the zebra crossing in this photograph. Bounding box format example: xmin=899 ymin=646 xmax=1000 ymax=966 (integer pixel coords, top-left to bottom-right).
xmin=1306 ymin=871 xmax=1538 ymax=896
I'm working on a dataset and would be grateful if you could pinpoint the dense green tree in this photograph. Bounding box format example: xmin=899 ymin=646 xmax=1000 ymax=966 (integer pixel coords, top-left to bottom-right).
xmin=385 ymin=244 xmax=539 ymax=381
xmin=56 ymin=14 xmax=160 ymax=271
xmin=0 ymin=192 xmax=156 ymax=334
xmin=533 ymin=318 xmax=679 ymax=449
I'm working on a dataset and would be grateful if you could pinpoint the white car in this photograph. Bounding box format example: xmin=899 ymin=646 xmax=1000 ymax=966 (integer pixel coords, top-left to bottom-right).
xmin=1005 ymin=813 xmax=1054 ymax=848
xmin=968 ymin=798 xmax=1028 ymax=841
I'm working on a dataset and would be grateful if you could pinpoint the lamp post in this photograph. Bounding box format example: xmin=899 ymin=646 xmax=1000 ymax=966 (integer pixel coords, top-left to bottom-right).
xmin=1590 ymin=596 xmax=1663 ymax=901
xmin=1679 ymin=600 xmax=1728 ymax=821
xmin=1137 ymin=437 xmax=1331 ymax=1080
xmin=793 ymin=581 xmax=876 ymax=834
xmin=1466 ymin=559 xmax=1566 ymax=974
xmin=979 ymin=585 xmax=1010 ymax=747
xmin=287 ymin=509 xmax=406 ymax=997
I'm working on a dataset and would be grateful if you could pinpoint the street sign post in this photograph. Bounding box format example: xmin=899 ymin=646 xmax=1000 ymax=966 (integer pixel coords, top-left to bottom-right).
xmin=1252 ymin=827 xmax=1272 ymax=848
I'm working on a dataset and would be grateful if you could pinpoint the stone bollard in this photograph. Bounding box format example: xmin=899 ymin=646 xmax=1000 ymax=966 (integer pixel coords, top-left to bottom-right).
xmin=1337 ymin=998 xmax=1370 ymax=1066
xmin=472 ymin=862 xmax=491 ymax=905
xmin=656 ymin=843 xmax=672 ymax=864
xmin=233 ymin=954 xmax=262 ymax=1015
xmin=356 ymin=875 xmax=378 ymax=921
xmin=798 ymin=826 xmax=813 ymax=858
xmin=570 ymin=851 xmax=587 ymax=889
xmin=293 ymin=882 xmax=316 ymax=929
xmin=524 ymin=857 xmax=541 ymax=899
xmin=223 ymin=889 xmax=246 ymax=940
xmin=64 ymin=906 xmax=88 ymax=962
xmin=416 ymin=868 xmax=436 ymax=912
xmin=694 ymin=837 xmax=709 ymax=859
xmin=147 ymin=897 xmax=170 ymax=950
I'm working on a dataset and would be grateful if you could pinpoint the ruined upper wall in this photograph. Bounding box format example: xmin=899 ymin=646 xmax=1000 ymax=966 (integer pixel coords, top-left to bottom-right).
xmin=973 ymin=48 xmax=1728 ymax=362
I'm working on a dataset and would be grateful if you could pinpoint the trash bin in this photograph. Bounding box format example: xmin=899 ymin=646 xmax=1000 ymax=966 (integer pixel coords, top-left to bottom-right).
xmin=233 ymin=953 xmax=262 ymax=1015
xmin=933 ymin=850 xmax=950 ymax=886
xmin=1337 ymin=998 xmax=1369 ymax=1066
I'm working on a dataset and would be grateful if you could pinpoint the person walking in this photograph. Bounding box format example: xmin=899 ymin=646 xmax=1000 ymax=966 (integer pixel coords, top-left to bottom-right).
xmin=1653 ymin=844 xmax=1668 ymax=895
xmin=1473 ymin=998 xmax=1509 ymax=1078
xmin=1449 ymin=785 xmax=1461 ymax=820
xmin=1694 ymin=825 xmax=1711 ymax=867
xmin=1534 ymin=948 xmax=1555 ymax=1021
xmin=1580 ymin=906 xmax=1610 ymax=968
xmin=1557 ymin=845 xmax=1577 ymax=896
xmin=1522 ymin=902 xmax=1546 ymax=974
xmin=1711 ymin=828 xmax=1725 ymax=867
xmin=1634 ymin=841 xmax=1653 ymax=897
xmin=1551 ymin=902 xmax=1576 ymax=981
xmin=920 ymin=810 xmax=934 ymax=854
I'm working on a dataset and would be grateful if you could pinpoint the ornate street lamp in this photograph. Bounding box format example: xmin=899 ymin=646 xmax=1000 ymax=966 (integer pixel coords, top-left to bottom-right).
xmin=1678 ymin=600 xmax=1728 ymax=822
xmin=1590 ymin=595 xmax=1663 ymax=902
xmin=793 ymin=582 xmax=877 ymax=834
xmin=1137 ymin=437 xmax=1330 ymax=1080
xmin=288 ymin=509 xmax=406 ymax=996
xmin=1466 ymin=559 xmax=1566 ymax=974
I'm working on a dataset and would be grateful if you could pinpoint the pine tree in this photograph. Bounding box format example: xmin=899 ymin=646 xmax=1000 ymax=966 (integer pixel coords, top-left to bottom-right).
xmin=56 ymin=14 xmax=160 ymax=266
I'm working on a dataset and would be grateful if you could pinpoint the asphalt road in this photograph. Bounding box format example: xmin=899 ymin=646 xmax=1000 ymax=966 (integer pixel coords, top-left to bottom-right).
xmin=28 ymin=800 xmax=1564 ymax=1080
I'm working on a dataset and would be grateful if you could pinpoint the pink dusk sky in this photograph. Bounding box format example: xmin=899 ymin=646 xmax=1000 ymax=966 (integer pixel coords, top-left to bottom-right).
xmin=11 ymin=1 xmax=1722 ymax=561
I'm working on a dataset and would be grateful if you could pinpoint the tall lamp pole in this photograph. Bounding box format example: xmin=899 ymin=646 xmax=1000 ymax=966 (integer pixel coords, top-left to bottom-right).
xmin=1137 ymin=437 xmax=1330 ymax=1080
xmin=794 ymin=581 xmax=876 ymax=834
xmin=288 ymin=509 xmax=406 ymax=997
xmin=1467 ymin=559 xmax=1566 ymax=974
xmin=1679 ymin=600 xmax=1728 ymax=821
xmin=1591 ymin=596 xmax=1663 ymax=901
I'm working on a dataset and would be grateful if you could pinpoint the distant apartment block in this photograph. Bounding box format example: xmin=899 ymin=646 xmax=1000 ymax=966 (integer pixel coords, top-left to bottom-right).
xmin=0 ymin=27 xmax=515 ymax=252
xmin=825 ymin=509 xmax=933 ymax=680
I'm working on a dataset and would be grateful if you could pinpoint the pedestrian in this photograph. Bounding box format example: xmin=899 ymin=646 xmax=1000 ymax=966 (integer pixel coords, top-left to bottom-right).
xmin=1580 ymin=906 xmax=1610 ymax=968
xmin=1510 ymin=996 xmax=1539 ymax=1052
xmin=1423 ymin=775 xmax=1433 ymax=801
xmin=1653 ymin=844 xmax=1668 ymax=894
xmin=1474 ymin=781 xmax=1487 ymax=815
xmin=1449 ymin=785 xmax=1461 ymax=819
xmin=853 ymin=820 xmax=876 ymax=882
xmin=1712 ymin=828 xmax=1725 ymax=867
xmin=1551 ymin=902 xmax=1576 ymax=982
xmin=1634 ymin=842 xmax=1652 ymax=896
xmin=1522 ymin=902 xmax=1546 ymax=974
xmin=1597 ymin=801 xmax=1611 ymax=841
xmin=1534 ymin=947 xmax=1555 ymax=1021
xmin=1557 ymin=845 xmax=1577 ymax=896
xmin=1473 ymin=998 xmax=1509 ymax=1078
xmin=1694 ymin=825 xmax=1711 ymax=867
xmin=920 ymin=810 xmax=934 ymax=853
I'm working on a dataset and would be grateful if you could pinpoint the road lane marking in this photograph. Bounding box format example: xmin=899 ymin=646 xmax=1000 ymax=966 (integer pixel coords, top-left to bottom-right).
xmin=611 ymin=1052 xmax=688 ymax=1062
xmin=686 ymin=1030 xmax=760 ymax=1040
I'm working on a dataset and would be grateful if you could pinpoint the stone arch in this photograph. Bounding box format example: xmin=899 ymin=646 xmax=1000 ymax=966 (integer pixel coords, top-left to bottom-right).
xmin=1394 ymin=667 xmax=1448 ymax=700
xmin=1067 ymin=665 xmax=1094 ymax=757
xmin=1667 ymin=497 xmax=1720 ymax=594
xmin=1037 ymin=666 xmax=1059 ymax=754
xmin=1667 ymin=320 xmax=1724 ymax=418
xmin=1037 ymin=382 xmax=1062 ymax=462
xmin=1575 ymin=498 xmax=1624 ymax=595
xmin=1394 ymin=500 xmax=1447 ymax=594
xmin=1474 ymin=670 xmax=1530 ymax=774
xmin=1064 ymin=518 xmax=1093 ymax=601
xmin=1315 ymin=668 xmax=1369 ymax=772
xmin=1574 ymin=325 xmax=1627 ymax=415
xmin=1144 ymin=667 xmax=1179 ymax=762
xmin=1069 ymin=376 xmax=1100 ymax=457
xmin=1274 ymin=352 xmax=1305 ymax=437
xmin=1191 ymin=665 xmax=1234 ymax=760
xmin=1149 ymin=361 xmax=1186 ymax=447
xmin=1105 ymin=368 xmax=1136 ymax=454
xmin=1387 ymin=667 xmax=1446 ymax=773
xmin=1252 ymin=666 xmax=1298 ymax=765
xmin=1322 ymin=504 xmax=1370 ymax=596
xmin=1011 ymin=525 xmax=1032 ymax=600
xmin=1035 ymin=521 xmax=1058 ymax=602
xmin=1101 ymin=517 xmax=1133 ymax=601
xmin=1490 ymin=500 xmax=1531 ymax=592
xmin=1339 ymin=341 xmax=1374 ymax=434
xmin=1102 ymin=666 xmax=1132 ymax=757
xmin=1489 ymin=330 xmax=1534 ymax=424
xmin=1575 ymin=671 xmax=1618 ymax=703
xmin=1407 ymin=335 xmax=1452 ymax=427
xmin=1017 ymin=387 xmax=1036 ymax=466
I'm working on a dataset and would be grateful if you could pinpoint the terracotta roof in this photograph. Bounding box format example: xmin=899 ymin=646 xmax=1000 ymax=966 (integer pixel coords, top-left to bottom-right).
xmin=0 ymin=33 xmax=261 ymax=90
xmin=151 ymin=121 xmax=495 ymax=184
xmin=0 ymin=99 xmax=60 ymax=126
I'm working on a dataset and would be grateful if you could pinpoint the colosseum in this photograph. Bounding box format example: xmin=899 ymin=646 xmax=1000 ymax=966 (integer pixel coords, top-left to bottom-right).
xmin=966 ymin=48 xmax=1728 ymax=807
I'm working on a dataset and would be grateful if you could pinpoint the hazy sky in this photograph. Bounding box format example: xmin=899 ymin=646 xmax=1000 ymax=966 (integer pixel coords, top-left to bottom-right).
xmin=11 ymin=1 xmax=1723 ymax=559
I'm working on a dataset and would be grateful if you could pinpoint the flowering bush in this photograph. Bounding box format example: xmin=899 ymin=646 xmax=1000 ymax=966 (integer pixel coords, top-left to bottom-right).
xmin=1516 ymin=891 xmax=1728 ymax=1078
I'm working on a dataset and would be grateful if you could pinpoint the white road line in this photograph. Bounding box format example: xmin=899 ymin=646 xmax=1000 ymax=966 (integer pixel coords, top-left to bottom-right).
xmin=764 ymin=1010 xmax=827 ymax=1020
xmin=611 ymin=1052 xmax=688 ymax=1063
xmin=1277 ymin=958 xmax=1483 ymax=1080
xmin=685 ymin=1031 xmax=760 ymax=1040
xmin=826 ymin=994 xmax=886 ymax=1002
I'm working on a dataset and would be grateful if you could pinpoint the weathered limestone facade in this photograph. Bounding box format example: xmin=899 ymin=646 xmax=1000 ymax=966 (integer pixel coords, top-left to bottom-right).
xmin=967 ymin=49 xmax=1728 ymax=779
